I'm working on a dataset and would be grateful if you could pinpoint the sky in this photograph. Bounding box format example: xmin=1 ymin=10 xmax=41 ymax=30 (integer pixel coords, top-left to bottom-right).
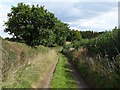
xmin=0 ymin=0 xmax=119 ymax=38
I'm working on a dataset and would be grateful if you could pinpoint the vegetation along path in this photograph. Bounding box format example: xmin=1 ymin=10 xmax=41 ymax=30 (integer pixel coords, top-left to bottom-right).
xmin=68 ymin=60 xmax=90 ymax=88
xmin=32 ymin=49 xmax=59 ymax=88
xmin=50 ymin=53 xmax=90 ymax=88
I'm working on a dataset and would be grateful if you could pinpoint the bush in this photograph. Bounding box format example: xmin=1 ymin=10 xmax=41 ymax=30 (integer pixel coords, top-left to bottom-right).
xmin=62 ymin=44 xmax=73 ymax=55
xmin=85 ymin=28 xmax=120 ymax=59
xmin=62 ymin=27 xmax=120 ymax=88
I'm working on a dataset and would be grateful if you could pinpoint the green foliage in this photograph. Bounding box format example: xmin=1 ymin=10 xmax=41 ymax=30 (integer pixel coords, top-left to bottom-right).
xmin=67 ymin=30 xmax=82 ymax=42
xmin=72 ymin=39 xmax=88 ymax=49
xmin=2 ymin=39 xmax=59 ymax=88
xmin=62 ymin=44 xmax=73 ymax=55
xmin=4 ymin=3 xmax=70 ymax=46
xmin=51 ymin=53 xmax=78 ymax=88
xmin=66 ymin=50 xmax=120 ymax=88
xmin=85 ymin=28 xmax=120 ymax=59
xmin=54 ymin=22 xmax=69 ymax=46
xmin=62 ymin=39 xmax=88 ymax=54
xmin=80 ymin=30 xmax=104 ymax=39
xmin=62 ymin=27 xmax=120 ymax=88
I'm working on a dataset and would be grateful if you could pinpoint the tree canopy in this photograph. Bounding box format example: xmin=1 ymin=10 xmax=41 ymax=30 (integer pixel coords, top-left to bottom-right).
xmin=80 ymin=31 xmax=104 ymax=39
xmin=67 ymin=30 xmax=82 ymax=42
xmin=4 ymin=3 xmax=70 ymax=46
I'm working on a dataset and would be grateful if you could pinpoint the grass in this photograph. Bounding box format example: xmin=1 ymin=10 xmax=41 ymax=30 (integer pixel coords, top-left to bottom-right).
xmin=67 ymin=48 xmax=120 ymax=88
xmin=2 ymin=39 xmax=58 ymax=88
xmin=51 ymin=53 xmax=78 ymax=88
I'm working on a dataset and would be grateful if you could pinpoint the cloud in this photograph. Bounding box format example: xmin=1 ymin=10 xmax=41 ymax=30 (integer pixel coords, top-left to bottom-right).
xmin=37 ymin=2 xmax=117 ymax=23
xmin=68 ymin=8 xmax=117 ymax=31
xmin=0 ymin=1 xmax=118 ymax=38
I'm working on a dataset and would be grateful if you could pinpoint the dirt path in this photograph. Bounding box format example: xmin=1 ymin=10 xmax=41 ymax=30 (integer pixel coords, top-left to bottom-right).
xmin=41 ymin=58 xmax=58 ymax=88
xmin=32 ymin=58 xmax=58 ymax=88
xmin=68 ymin=60 xmax=91 ymax=88
xmin=33 ymin=52 xmax=90 ymax=88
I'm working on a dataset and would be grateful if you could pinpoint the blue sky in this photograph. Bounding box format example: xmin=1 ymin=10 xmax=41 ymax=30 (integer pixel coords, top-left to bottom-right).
xmin=0 ymin=0 xmax=118 ymax=38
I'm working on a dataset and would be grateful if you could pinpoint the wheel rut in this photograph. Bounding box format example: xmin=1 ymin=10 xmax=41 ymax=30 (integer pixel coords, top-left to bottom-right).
xmin=68 ymin=60 xmax=91 ymax=88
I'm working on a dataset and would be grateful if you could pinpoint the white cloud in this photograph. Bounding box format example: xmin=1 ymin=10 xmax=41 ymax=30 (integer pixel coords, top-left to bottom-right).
xmin=68 ymin=8 xmax=117 ymax=31
xmin=70 ymin=26 xmax=80 ymax=30
xmin=68 ymin=7 xmax=82 ymax=17
xmin=0 ymin=1 xmax=118 ymax=38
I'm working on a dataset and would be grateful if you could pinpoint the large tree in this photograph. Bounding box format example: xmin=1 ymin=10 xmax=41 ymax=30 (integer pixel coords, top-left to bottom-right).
xmin=4 ymin=3 xmax=69 ymax=46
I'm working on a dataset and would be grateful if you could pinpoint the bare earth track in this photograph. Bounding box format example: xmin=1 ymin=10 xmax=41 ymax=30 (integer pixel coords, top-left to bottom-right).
xmin=33 ymin=52 xmax=90 ymax=88
xmin=40 ymin=58 xmax=58 ymax=88
xmin=68 ymin=60 xmax=91 ymax=88
xmin=32 ymin=56 xmax=58 ymax=88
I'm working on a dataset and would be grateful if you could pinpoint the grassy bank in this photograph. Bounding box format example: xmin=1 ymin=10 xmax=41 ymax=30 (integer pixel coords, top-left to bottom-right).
xmin=66 ymin=48 xmax=120 ymax=88
xmin=51 ymin=53 xmax=78 ymax=88
xmin=2 ymin=38 xmax=58 ymax=88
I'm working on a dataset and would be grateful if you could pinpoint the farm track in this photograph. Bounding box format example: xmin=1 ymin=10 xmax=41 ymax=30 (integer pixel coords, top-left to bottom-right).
xmin=39 ymin=58 xmax=59 ymax=88
xmin=68 ymin=60 xmax=91 ymax=88
xmin=34 ymin=52 xmax=91 ymax=88
xmin=32 ymin=54 xmax=59 ymax=88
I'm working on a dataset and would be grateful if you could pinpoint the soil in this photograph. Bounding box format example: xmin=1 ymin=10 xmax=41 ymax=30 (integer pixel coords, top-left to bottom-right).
xmin=33 ymin=53 xmax=91 ymax=88
xmin=68 ymin=60 xmax=91 ymax=88
xmin=32 ymin=57 xmax=58 ymax=88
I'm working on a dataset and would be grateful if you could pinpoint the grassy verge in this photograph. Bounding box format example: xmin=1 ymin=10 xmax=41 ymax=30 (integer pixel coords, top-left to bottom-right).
xmin=51 ymin=53 xmax=78 ymax=88
xmin=66 ymin=48 xmax=120 ymax=88
xmin=2 ymin=39 xmax=58 ymax=88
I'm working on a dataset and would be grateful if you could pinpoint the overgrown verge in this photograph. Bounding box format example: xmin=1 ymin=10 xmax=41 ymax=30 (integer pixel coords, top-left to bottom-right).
xmin=66 ymin=50 xmax=120 ymax=88
xmin=50 ymin=53 xmax=78 ymax=88
xmin=62 ymin=28 xmax=120 ymax=88
xmin=2 ymin=38 xmax=58 ymax=88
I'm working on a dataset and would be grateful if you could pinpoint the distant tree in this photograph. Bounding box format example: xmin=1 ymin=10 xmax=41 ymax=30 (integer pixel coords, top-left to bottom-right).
xmin=67 ymin=30 xmax=82 ymax=42
xmin=80 ymin=30 xmax=104 ymax=39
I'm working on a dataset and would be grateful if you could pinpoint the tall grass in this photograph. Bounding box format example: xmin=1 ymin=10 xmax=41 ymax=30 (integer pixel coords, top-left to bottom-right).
xmin=68 ymin=49 xmax=120 ymax=88
xmin=62 ymin=28 xmax=120 ymax=88
xmin=2 ymin=39 xmax=58 ymax=88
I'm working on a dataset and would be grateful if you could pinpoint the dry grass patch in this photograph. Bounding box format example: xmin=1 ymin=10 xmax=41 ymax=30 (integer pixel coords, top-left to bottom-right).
xmin=2 ymin=40 xmax=58 ymax=88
